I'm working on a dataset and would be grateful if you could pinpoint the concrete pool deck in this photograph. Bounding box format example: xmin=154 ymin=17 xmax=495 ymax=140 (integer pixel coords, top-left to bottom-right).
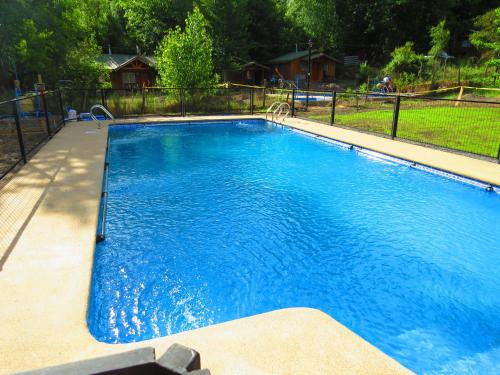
xmin=1 ymin=114 xmax=498 ymax=374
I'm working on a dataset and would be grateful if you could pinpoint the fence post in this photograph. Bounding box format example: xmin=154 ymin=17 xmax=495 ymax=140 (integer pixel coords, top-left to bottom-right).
xmin=250 ymin=87 xmax=254 ymax=114
xmin=330 ymin=91 xmax=336 ymax=126
xmin=391 ymin=95 xmax=401 ymax=139
xmin=262 ymin=88 xmax=266 ymax=109
xmin=180 ymin=88 xmax=185 ymax=116
xmin=226 ymin=88 xmax=231 ymax=113
xmin=141 ymin=88 xmax=146 ymax=115
xmin=291 ymin=88 xmax=295 ymax=117
xmin=58 ymin=89 xmax=66 ymax=127
xmin=13 ymin=101 xmax=27 ymax=164
xmin=100 ymin=88 xmax=105 ymax=107
xmin=497 ymin=144 xmax=500 ymax=164
xmin=41 ymin=92 xmax=52 ymax=137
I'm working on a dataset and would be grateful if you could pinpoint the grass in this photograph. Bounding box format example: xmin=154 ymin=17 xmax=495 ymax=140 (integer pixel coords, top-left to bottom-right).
xmin=64 ymin=89 xmax=499 ymax=158
xmin=307 ymin=105 xmax=500 ymax=158
xmin=103 ymin=92 xmax=254 ymax=116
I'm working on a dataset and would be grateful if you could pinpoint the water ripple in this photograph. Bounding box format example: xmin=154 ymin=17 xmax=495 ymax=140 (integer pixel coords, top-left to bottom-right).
xmin=88 ymin=120 xmax=500 ymax=374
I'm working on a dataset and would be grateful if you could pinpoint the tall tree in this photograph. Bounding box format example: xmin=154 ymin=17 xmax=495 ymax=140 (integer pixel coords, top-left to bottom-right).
xmin=0 ymin=0 xmax=109 ymax=89
xmin=285 ymin=0 xmax=342 ymax=53
xmin=155 ymin=6 xmax=217 ymax=88
xmin=115 ymin=0 xmax=193 ymax=53
xmin=246 ymin=0 xmax=294 ymax=62
xmin=428 ymin=20 xmax=451 ymax=82
xmin=198 ymin=0 xmax=250 ymax=72
xmin=428 ymin=20 xmax=451 ymax=59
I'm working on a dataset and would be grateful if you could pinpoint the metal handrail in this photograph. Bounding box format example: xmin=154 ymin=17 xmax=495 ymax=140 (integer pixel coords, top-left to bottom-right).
xmin=266 ymin=102 xmax=291 ymax=122
xmin=89 ymin=104 xmax=114 ymax=129
xmin=267 ymin=102 xmax=290 ymax=122
xmin=90 ymin=104 xmax=114 ymax=121
xmin=266 ymin=102 xmax=282 ymax=120
xmin=276 ymin=103 xmax=290 ymax=122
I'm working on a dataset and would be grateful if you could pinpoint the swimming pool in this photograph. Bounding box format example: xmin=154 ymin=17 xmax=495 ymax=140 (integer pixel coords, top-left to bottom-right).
xmin=88 ymin=119 xmax=500 ymax=374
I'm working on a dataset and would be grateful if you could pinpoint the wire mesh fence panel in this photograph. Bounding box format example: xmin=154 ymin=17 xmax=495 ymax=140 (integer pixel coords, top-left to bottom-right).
xmin=294 ymin=90 xmax=333 ymax=124
xmin=61 ymin=89 xmax=101 ymax=114
xmin=0 ymin=101 xmax=22 ymax=178
xmin=104 ymin=89 xmax=144 ymax=117
xmin=184 ymin=88 xmax=251 ymax=115
xmin=397 ymin=97 xmax=500 ymax=158
xmin=253 ymin=88 xmax=269 ymax=112
xmin=43 ymin=92 xmax=64 ymax=133
xmin=333 ymin=92 xmax=394 ymax=135
xmin=18 ymin=98 xmax=50 ymax=156
xmin=184 ymin=88 xmax=224 ymax=114
xmin=264 ymin=88 xmax=293 ymax=110
xmin=227 ymin=87 xmax=251 ymax=113
xmin=459 ymin=87 xmax=500 ymax=103
xmin=144 ymin=88 xmax=182 ymax=116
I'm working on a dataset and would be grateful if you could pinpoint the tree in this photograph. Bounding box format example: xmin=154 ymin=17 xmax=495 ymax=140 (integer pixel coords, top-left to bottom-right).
xmin=428 ymin=20 xmax=450 ymax=82
xmin=470 ymin=7 xmax=500 ymax=69
xmin=246 ymin=0 xmax=293 ymax=62
xmin=0 ymin=0 xmax=110 ymax=89
xmin=155 ymin=6 xmax=218 ymax=88
xmin=64 ymin=37 xmax=109 ymax=88
xmin=285 ymin=0 xmax=342 ymax=53
xmin=115 ymin=0 xmax=193 ymax=53
xmin=385 ymin=42 xmax=425 ymax=76
xmin=79 ymin=0 xmax=136 ymax=55
xmin=198 ymin=0 xmax=250 ymax=72
xmin=333 ymin=0 xmax=494 ymax=63
xmin=428 ymin=20 xmax=450 ymax=60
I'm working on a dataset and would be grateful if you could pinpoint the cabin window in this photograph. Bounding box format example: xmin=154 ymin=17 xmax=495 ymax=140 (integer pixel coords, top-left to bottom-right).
xmin=324 ymin=63 xmax=329 ymax=72
xmin=122 ymin=72 xmax=136 ymax=85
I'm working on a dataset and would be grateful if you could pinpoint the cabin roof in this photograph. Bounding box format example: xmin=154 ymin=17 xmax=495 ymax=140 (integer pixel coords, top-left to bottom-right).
xmin=268 ymin=50 xmax=340 ymax=64
xmin=243 ymin=61 xmax=270 ymax=70
xmin=97 ymin=54 xmax=156 ymax=71
xmin=268 ymin=50 xmax=311 ymax=64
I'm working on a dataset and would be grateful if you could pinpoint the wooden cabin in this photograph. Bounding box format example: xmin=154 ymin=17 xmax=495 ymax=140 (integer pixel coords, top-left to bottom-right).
xmin=268 ymin=50 xmax=339 ymax=87
xmin=241 ymin=62 xmax=270 ymax=85
xmin=97 ymin=54 xmax=156 ymax=89
xmin=223 ymin=61 xmax=270 ymax=85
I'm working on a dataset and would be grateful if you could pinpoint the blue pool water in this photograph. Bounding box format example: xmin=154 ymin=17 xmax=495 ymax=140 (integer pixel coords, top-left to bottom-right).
xmin=88 ymin=120 xmax=500 ymax=374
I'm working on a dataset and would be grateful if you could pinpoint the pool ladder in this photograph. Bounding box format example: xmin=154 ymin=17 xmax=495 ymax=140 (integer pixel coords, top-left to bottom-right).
xmin=266 ymin=102 xmax=290 ymax=123
xmin=90 ymin=104 xmax=114 ymax=128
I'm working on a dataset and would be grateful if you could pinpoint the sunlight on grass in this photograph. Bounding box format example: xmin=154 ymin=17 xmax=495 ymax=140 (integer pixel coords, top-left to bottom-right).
xmin=308 ymin=106 xmax=500 ymax=157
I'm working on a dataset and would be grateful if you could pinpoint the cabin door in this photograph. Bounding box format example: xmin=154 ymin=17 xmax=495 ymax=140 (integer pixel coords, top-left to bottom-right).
xmin=311 ymin=62 xmax=321 ymax=82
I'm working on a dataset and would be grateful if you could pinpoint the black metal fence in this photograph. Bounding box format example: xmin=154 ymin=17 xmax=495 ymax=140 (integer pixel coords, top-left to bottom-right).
xmin=61 ymin=87 xmax=259 ymax=117
xmin=59 ymin=87 xmax=292 ymax=118
xmin=0 ymin=90 xmax=65 ymax=180
xmin=1 ymin=86 xmax=499 ymax=182
xmin=290 ymin=89 xmax=500 ymax=160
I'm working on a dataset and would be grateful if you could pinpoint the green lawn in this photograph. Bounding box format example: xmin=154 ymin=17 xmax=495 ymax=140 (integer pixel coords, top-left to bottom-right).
xmin=308 ymin=106 xmax=500 ymax=157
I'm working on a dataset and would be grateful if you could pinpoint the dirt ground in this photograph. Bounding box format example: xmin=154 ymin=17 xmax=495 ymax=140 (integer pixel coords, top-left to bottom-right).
xmin=0 ymin=117 xmax=51 ymax=177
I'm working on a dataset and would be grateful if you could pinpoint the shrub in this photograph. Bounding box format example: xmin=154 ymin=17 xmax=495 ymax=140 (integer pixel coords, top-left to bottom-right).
xmin=384 ymin=42 xmax=427 ymax=77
